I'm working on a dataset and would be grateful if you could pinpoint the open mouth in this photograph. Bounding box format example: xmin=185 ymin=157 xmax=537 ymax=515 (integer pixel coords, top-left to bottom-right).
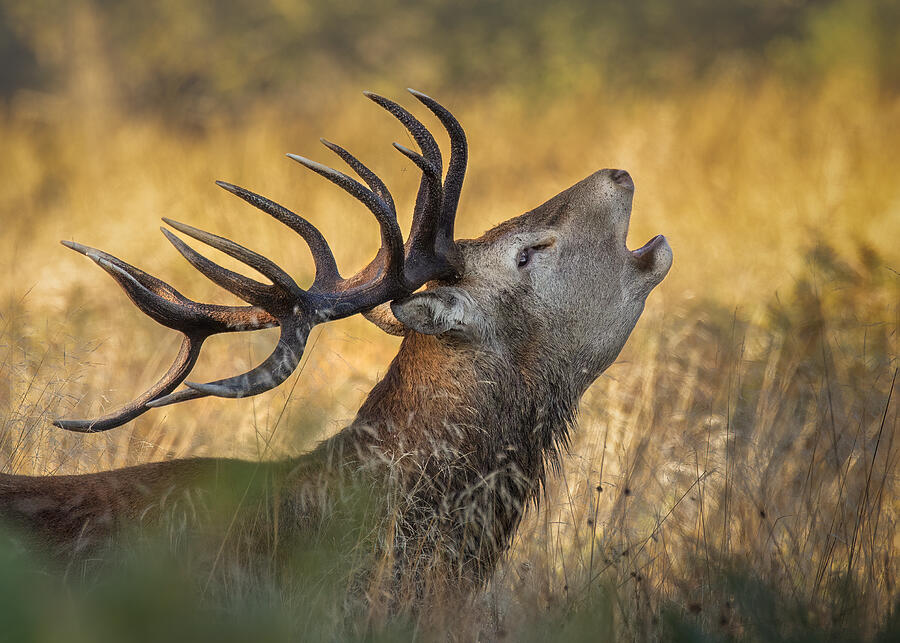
xmin=629 ymin=234 xmax=672 ymax=277
xmin=631 ymin=234 xmax=664 ymax=258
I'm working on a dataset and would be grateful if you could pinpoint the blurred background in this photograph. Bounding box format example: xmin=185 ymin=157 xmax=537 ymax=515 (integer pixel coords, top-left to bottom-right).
xmin=0 ymin=0 xmax=898 ymax=639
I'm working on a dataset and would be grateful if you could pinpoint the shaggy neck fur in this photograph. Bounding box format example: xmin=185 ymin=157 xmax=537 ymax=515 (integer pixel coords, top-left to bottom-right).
xmin=327 ymin=330 xmax=582 ymax=580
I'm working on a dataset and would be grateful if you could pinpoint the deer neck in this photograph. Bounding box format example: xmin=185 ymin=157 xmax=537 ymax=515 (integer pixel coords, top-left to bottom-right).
xmin=348 ymin=332 xmax=581 ymax=498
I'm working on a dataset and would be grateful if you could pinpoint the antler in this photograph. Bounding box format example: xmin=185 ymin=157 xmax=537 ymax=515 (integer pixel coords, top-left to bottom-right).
xmin=54 ymin=89 xmax=467 ymax=432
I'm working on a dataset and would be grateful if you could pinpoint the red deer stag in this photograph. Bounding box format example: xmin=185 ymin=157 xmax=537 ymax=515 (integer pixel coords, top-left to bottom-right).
xmin=0 ymin=90 xmax=672 ymax=599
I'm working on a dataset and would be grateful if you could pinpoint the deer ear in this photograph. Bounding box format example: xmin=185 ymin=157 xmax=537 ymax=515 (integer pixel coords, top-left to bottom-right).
xmin=391 ymin=287 xmax=483 ymax=339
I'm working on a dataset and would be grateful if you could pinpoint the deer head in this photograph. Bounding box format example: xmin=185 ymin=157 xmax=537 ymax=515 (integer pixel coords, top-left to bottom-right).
xmin=54 ymin=90 xmax=672 ymax=434
xmin=389 ymin=169 xmax=672 ymax=396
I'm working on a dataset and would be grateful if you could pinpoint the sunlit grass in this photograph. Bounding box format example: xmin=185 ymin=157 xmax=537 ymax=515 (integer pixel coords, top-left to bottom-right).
xmin=1 ymin=73 xmax=898 ymax=640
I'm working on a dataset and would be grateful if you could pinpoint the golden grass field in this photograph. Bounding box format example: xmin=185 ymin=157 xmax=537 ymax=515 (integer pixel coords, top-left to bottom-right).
xmin=1 ymin=72 xmax=898 ymax=640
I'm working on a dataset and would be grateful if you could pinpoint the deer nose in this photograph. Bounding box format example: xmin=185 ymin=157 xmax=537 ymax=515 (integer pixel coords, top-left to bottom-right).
xmin=610 ymin=169 xmax=634 ymax=191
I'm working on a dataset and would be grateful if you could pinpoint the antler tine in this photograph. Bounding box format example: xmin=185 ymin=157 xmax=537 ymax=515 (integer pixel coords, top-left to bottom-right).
xmin=319 ymin=139 xmax=397 ymax=217
xmin=160 ymin=228 xmax=277 ymax=308
xmin=149 ymin=316 xmax=308 ymax=403
xmin=363 ymin=92 xmax=442 ymax=171
xmin=364 ymin=92 xmax=444 ymax=271
xmin=181 ymin=316 xmax=308 ymax=399
xmin=408 ymin=89 xmax=467 ymax=275
xmin=286 ymin=154 xmax=406 ymax=289
xmin=161 ymin=221 xmax=304 ymax=307
xmin=61 ymin=240 xmax=201 ymax=328
xmin=214 ymin=181 xmax=342 ymax=291
xmin=408 ymin=90 xmax=467 ymax=232
xmin=392 ymin=142 xmax=444 ymax=277
xmin=59 ymin=241 xmax=279 ymax=333
xmin=318 ymin=138 xmax=401 ymax=289
xmin=392 ymin=143 xmax=441 ymax=180
xmin=54 ymin=242 xmax=277 ymax=431
xmin=54 ymin=335 xmax=204 ymax=431
xmin=145 ymin=385 xmax=204 ymax=409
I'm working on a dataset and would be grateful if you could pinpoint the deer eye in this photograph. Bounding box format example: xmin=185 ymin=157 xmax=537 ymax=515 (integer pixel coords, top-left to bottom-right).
xmin=517 ymin=239 xmax=556 ymax=269
xmin=517 ymin=249 xmax=531 ymax=267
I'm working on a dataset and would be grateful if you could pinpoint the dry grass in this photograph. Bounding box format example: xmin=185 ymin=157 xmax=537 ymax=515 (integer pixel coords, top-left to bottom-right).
xmin=1 ymin=73 xmax=898 ymax=640
xmin=486 ymin=243 xmax=898 ymax=640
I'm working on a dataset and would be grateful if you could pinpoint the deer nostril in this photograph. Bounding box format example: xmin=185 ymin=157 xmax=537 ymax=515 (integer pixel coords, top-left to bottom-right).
xmin=610 ymin=169 xmax=634 ymax=191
